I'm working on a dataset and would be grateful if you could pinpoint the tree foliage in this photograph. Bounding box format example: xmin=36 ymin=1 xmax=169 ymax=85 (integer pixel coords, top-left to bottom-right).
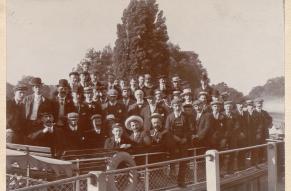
xmin=212 ymin=82 xmax=244 ymax=101
xmin=113 ymin=0 xmax=170 ymax=79
xmin=248 ymin=76 xmax=284 ymax=99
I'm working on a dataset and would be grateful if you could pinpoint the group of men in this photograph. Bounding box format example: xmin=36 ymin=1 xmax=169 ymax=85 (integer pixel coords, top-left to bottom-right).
xmin=7 ymin=62 xmax=273 ymax=187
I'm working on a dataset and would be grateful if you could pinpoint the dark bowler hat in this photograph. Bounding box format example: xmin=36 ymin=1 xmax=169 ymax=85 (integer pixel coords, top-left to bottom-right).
xmin=183 ymin=103 xmax=193 ymax=108
xmin=236 ymin=98 xmax=245 ymax=105
xmin=29 ymin=77 xmax=43 ymax=86
xmin=13 ymin=84 xmax=28 ymax=92
xmin=121 ymin=86 xmax=130 ymax=91
xmin=212 ymin=89 xmax=220 ymax=97
xmin=69 ymin=71 xmax=79 ymax=76
xmin=40 ymin=111 xmax=53 ymax=117
xmin=211 ymin=100 xmax=222 ymax=106
xmin=57 ymin=79 xmax=69 ymax=88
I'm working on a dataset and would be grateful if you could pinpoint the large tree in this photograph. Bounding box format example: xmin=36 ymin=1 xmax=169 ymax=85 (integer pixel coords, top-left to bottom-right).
xmin=113 ymin=0 xmax=170 ymax=79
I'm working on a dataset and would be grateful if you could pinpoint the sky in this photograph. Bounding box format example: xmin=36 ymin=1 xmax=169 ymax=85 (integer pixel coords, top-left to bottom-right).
xmin=7 ymin=0 xmax=284 ymax=95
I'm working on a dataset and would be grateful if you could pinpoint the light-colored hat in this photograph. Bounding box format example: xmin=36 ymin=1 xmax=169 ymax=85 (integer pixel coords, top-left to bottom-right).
xmin=125 ymin=115 xmax=144 ymax=130
xmin=172 ymin=76 xmax=181 ymax=82
xmin=106 ymin=114 xmax=115 ymax=121
xmin=254 ymin=98 xmax=264 ymax=103
xmin=223 ymin=100 xmax=233 ymax=106
xmin=107 ymin=89 xmax=118 ymax=97
xmin=210 ymin=100 xmax=222 ymax=106
xmin=67 ymin=112 xmax=79 ymax=119
xmin=246 ymin=100 xmax=254 ymax=106
xmin=198 ymin=91 xmax=208 ymax=97
xmin=150 ymin=113 xmax=163 ymax=120
xmin=193 ymin=100 xmax=202 ymax=106
xmin=181 ymin=88 xmax=192 ymax=96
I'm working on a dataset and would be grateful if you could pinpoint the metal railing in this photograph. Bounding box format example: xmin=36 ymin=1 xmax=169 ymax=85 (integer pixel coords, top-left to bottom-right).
xmin=10 ymin=141 xmax=283 ymax=191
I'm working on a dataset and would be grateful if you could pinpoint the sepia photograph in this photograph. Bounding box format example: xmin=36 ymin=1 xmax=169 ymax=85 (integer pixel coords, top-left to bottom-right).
xmin=5 ymin=0 xmax=285 ymax=190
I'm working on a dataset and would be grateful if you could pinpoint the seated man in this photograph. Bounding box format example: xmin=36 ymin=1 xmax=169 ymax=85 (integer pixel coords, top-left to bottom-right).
xmin=27 ymin=111 xmax=64 ymax=158
xmin=125 ymin=115 xmax=152 ymax=147
xmin=104 ymin=124 xmax=132 ymax=149
xmin=63 ymin=112 xmax=86 ymax=150
xmin=84 ymin=114 xmax=107 ymax=148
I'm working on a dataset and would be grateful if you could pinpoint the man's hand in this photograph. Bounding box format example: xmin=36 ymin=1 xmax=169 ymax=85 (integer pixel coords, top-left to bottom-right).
xmin=42 ymin=126 xmax=50 ymax=133
xmin=120 ymin=144 xmax=131 ymax=149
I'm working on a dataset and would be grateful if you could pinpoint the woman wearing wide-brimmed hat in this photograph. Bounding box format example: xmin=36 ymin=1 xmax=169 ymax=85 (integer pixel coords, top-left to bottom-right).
xmin=125 ymin=115 xmax=151 ymax=146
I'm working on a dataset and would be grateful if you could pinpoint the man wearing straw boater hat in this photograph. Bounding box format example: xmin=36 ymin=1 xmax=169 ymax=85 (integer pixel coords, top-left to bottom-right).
xmin=24 ymin=77 xmax=52 ymax=129
xmin=125 ymin=115 xmax=151 ymax=147
xmin=7 ymin=84 xmax=28 ymax=144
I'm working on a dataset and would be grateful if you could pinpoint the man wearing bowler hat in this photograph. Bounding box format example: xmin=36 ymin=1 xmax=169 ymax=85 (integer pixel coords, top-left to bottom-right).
xmin=24 ymin=77 xmax=52 ymax=130
xmin=7 ymin=84 xmax=28 ymax=144
xmin=27 ymin=111 xmax=64 ymax=158
xmin=52 ymin=79 xmax=74 ymax=127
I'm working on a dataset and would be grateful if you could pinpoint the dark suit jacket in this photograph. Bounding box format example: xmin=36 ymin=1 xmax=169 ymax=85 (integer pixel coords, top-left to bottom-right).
xmin=118 ymin=98 xmax=135 ymax=113
xmin=165 ymin=112 xmax=189 ymax=140
xmin=27 ymin=125 xmax=64 ymax=157
xmin=52 ymin=97 xmax=75 ymax=126
xmin=129 ymin=131 xmax=152 ymax=146
xmin=6 ymin=99 xmax=27 ymax=143
xmin=102 ymin=102 xmax=126 ymax=123
xmin=128 ymin=102 xmax=147 ymax=116
xmin=194 ymin=112 xmax=211 ymax=142
xmin=253 ymin=110 xmax=272 ymax=143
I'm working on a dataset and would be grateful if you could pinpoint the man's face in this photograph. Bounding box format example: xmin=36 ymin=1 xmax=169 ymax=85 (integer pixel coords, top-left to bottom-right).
xmin=155 ymin=93 xmax=161 ymax=101
xmin=236 ymin=104 xmax=243 ymax=111
xmin=108 ymin=95 xmax=117 ymax=102
xmin=247 ymin=105 xmax=253 ymax=111
xmin=212 ymin=96 xmax=219 ymax=102
xmin=112 ymin=127 xmax=122 ymax=138
xmin=70 ymin=75 xmax=79 ymax=84
xmin=194 ymin=105 xmax=202 ymax=113
xmin=33 ymin=85 xmax=41 ymax=95
xmin=172 ymin=81 xmax=179 ymax=88
xmin=119 ymin=80 xmax=125 ymax=87
xmin=255 ymin=103 xmax=263 ymax=110
xmin=130 ymin=79 xmax=137 ymax=87
xmin=138 ymin=76 xmax=144 ymax=84
xmin=113 ymin=80 xmax=119 ymax=86
xmin=151 ymin=118 xmax=162 ymax=131
xmin=90 ymin=74 xmax=98 ymax=82
xmin=15 ymin=90 xmax=26 ymax=102
xmin=212 ymin=104 xmax=220 ymax=112
xmin=135 ymin=91 xmax=143 ymax=100
xmin=84 ymin=92 xmax=93 ymax=101
xmin=92 ymin=118 xmax=102 ymax=127
xmin=184 ymin=107 xmax=193 ymax=115
xmin=145 ymin=78 xmax=151 ymax=85
xmin=159 ymin=78 xmax=165 ymax=84
xmin=224 ymin=104 xmax=232 ymax=113
xmin=41 ymin=114 xmax=54 ymax=127
xmin=69 ymin=118 xmax=78 ymax=127
xmin=172 ymin=103 xmax=181 ymax=112
xmin=108 ymin=75 xmax=115 ymax=83
xmin=57 ymin=87 xmax=67 ymax=98
xmin=147 ymin=97 xmax=155 ymax=105
xmin=184 ymin=94 xmax=192 ymax=101
xmin=199 ymin=95 xmax=207 ymax=103
xmin=130 ymin=121 xmax=140 ymax=132
xmin=82 ymin=64 xmax=89 ymax=72
xmin=122 ymin=89 xmax=130 ymax=98
xmin=80 ymin=74 xmax=86 ymax=82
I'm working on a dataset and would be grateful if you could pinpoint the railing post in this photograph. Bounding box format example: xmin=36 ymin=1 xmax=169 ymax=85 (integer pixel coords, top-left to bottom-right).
xmin=145 ymin=153 xmax=149 ymax=191
xmin=75 ymin=159 xmax=80 ymax=191
xmin=267 ymin=143 xmax=278 ymax=191
xmin=87 ymin=171 xmax=107 ymax=191
xmin=193 ymin=149 xmax=197 ymax=184
xmin=206 ymin=150 xmax=220 ymax=191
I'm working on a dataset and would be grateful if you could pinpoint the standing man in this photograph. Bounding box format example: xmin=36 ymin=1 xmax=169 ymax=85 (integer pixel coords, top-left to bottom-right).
xmin=138 ymin=75 xmax=145 ymax=90
xmin=68 ymin=71 xmax=80 ymax=91
xmin=81 ymin=62 xmax=91 ymax=73
xmin=90 ymin=69 xmax=102 ymax=88
xmin=7 ymin=84 xmax=28 ymax=144
xmin=79 ymin=71 xmax=91 ymax=88
xmin=119 ymin=86 xmax=135 ymax=112
xmin=165 ymin=98 xmax=189 ymax=188
xmin=24 ymin=77 xmax=52 ymax=131
xmin=142 ymin=74 xmax=155 ymax=96
xmin=52 ymin=79 xmax=74 ymax=127
xmin=171 ymin=75 xmax=182 ymax=92
xmin=128 ymin=90 xmax=147 ymax=116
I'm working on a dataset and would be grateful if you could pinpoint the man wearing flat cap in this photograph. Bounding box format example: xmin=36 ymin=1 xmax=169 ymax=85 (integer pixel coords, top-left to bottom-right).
xmin=52 ymin=79 xmax=74 ymax=127
xmin=102 ymin=89 xmax=126 ymax=123
xmin=27 ymin=111 xmax=64 ymax=158
xmin=181 ymin=88 xmax=193 ymax=106
xmin=24 ymin=77 xmax=52 ymax=130
xmin=165 ymin=98 xmax=189 ymax=187
xmin=63 ymin=112 xmax=87 ymax=150
xmin=7 ymin=84 xmax=28 ymax=144
xmin=125 ymin=115 xmax=151 ymax=147
xmin=253 ymin=98 xmax=272 ymax=163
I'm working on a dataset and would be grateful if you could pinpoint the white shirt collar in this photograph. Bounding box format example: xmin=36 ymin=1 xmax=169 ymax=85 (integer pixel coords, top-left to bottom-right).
xmin=174 ymin=111 xmax=182 ymax=118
